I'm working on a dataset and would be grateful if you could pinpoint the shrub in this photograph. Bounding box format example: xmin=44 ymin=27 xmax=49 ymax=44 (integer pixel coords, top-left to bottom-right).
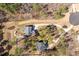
xmin=32 ymin=4 xmax=42 ymax=12
xmin=39 ymin=11 xmax=48 ymax=18
xmin=53 ymin=10 xmax=64 ymax=19
xmin=15 ymin=47 xmax=23 ymax=56
xmin=59 ymin=5 xmax=68 ymax=13
xmin=53 ymin=5 xmax=68 ymax=20
xmin=0 ymin=3 xmax=19 ymax=13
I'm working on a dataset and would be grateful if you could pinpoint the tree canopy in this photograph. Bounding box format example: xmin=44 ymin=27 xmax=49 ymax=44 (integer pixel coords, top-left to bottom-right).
xmin=0 ymin=4 xmax=19 ymax=14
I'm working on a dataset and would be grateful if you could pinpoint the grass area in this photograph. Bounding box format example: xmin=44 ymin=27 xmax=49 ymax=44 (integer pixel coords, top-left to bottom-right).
xmin=53 ymin=10 xmax=65 ymax=20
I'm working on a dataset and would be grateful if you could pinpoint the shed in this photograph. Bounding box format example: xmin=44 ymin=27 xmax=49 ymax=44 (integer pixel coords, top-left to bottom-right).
xmin=24 ymin=25 xmax=35 ymax=36
xmin=36 ymin=40 xmax=48 ymax=51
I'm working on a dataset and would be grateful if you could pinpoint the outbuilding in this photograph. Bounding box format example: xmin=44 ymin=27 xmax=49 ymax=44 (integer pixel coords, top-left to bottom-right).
xmin=24 ymin=25 xmax=35 ymax=36
xmin=36 ymin=40 xmax=48 ymax=51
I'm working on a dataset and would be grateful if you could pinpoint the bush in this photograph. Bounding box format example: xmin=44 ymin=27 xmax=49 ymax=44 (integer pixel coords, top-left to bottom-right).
xmin=53 ymin=5 xmax=68 ymax=20
xmin=59 ymin=5 xmax=68 ymax=13
xmin=53 ymin=10 xmax=65 ymax=20
xmin=14 ymin=47 xmax=23 ymax=56
xmin=32 ymin=4 xmax=42 ymax=12
xmin=39 ymin=11 xmax=48 ymax=18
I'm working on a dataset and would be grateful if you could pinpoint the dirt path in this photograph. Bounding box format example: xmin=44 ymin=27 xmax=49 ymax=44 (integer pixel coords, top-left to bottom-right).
xmin=4 ymin=12 xmax=71 ymax=28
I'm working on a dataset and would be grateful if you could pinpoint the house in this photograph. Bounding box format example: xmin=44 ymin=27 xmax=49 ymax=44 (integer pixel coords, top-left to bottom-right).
xmin=36 ymin=40 xmax=48 ymax=51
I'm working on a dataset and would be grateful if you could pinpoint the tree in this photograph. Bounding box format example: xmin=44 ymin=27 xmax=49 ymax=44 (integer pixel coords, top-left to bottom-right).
xmin=0 ymin=4 xmax=19 ymax=14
